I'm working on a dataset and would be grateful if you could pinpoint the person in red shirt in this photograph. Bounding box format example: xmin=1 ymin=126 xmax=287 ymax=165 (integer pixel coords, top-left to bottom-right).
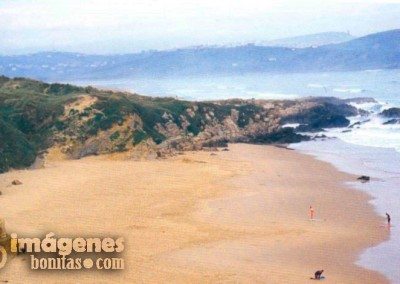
xmin=309 ymin=206 xmax=315 ymax=220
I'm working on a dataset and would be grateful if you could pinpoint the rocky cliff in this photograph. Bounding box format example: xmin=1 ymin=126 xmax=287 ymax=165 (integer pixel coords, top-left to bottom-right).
xmin=0 ymin=76 xmax=364 ymax=172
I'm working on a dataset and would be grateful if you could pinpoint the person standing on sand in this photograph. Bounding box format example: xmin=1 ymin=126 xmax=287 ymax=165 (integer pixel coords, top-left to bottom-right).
xmin=309 ymin=205 xmax=315 ymax=220
xmin=386 ymin=213 xmax=391 ymax=226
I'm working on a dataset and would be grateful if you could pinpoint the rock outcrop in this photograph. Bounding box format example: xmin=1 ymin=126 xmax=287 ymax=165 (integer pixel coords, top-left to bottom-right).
xmin=52 ymin=96 xmax=364 ymax=159
xmin=0 ymin=76 xmax=367 ymax=170
xmin=383 ymin=118 xmax=400 ymax=125
xmin=357 ymin=175 xmax=370 ymax=183
xmin=11 ymin=179 xmax=22 ymax=185
xmin=380 ymin=108 xmax=400 ymax=118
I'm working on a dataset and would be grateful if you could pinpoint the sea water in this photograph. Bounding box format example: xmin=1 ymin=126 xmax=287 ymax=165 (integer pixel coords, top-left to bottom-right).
xmin=70 ymin=69 xmax=400 ymax=105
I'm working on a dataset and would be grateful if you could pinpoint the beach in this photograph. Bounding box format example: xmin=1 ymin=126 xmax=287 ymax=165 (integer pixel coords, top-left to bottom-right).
xmin=293 ymin=139 xmax=400 ymax=282
xmin=0 ymin=144 xmax=389 ymax=283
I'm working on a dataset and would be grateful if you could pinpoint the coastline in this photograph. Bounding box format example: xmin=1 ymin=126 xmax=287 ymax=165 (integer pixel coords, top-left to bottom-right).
xmin=0 ymin=144 xmax=389 ymax=283
xmin=292 ymin=138 xmax=400 ymax=282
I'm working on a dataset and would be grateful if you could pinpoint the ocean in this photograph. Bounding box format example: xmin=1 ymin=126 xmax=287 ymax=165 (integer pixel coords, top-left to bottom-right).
xmin=71 ymin=69 xmax=400 ymax=282
xmin=70 ymin=69 xmax=400 ymax=105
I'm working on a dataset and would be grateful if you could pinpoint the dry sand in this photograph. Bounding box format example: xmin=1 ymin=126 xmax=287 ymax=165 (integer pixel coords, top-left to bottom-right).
xmin=0 ymin=144 xmax=389 ymax=283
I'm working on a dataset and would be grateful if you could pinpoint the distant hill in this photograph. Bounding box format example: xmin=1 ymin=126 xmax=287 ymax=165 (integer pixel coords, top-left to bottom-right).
xmin=0 ymin=29 xmax=399 ymax=80
xmin=260 ymin=32 xmax=355 ymax=48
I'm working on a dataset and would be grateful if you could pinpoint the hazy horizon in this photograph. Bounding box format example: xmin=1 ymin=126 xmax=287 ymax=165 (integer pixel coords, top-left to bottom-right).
xmin=0 ymin=30 xmax=365 ymax=56
xmin=1 ymin=0 xmax=400 ymax=55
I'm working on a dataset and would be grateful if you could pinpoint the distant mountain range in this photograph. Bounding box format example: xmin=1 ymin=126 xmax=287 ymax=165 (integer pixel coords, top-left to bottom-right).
xmin=259 ymin=32 xmax=355 ymax=48
xmin=0 ymin=29 xmax=399 ymax=81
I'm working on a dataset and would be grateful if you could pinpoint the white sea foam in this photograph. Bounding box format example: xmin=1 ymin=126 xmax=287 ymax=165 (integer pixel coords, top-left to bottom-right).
xmin=282 ymin=123 xmax=300 ymax=128
xmin=332 ymin=100 xmax=400 ymax=153
xmin=348 ymin=101 xmax=384 ymax=113
xmin=333 ymin=88 xmax=364 ymax=94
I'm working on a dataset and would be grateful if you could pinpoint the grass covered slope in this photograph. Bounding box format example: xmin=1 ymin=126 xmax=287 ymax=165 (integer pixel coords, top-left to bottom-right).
xmin=0 ymin=76 xmax=82 ymax=172
xmin=0 ymin=76 xmax=360 ymax=173
xmin=0 ymin=76 xmax=195 ymax=170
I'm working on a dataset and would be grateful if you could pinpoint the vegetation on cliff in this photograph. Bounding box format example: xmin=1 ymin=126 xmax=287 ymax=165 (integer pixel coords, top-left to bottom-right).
xmin=0 ymin=76 xmax=360 ymax=173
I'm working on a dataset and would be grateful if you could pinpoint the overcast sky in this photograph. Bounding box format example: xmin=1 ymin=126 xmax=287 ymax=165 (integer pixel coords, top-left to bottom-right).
xmin=1 ymin=0 xmax=399 ymax=55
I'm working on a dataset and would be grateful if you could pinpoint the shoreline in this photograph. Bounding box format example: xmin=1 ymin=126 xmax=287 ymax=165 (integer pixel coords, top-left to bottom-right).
xmin=292 ymin=138 xmax=400 ymax=282
xmin=0 ymin=144 xmax=389 ymax=283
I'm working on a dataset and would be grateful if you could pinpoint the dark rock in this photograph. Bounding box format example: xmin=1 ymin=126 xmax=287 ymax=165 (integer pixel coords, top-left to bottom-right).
xmin=222 ymin=148 xmax=229 ymax=151
xmin=380 ymin=108 xmax=400 ymax=118
xmin=358 ymin=109 xmax=370 ymax=116
xmin=348 ymin=119 xmax=370 ymax=128
xmin=383 ymin=118 xmax=400 ymax=125
xmin=357 ymin=175 xmax=370 ymax=183
xmin=250 ymin=128 xmax=310 ymax=144
xmin=313 ymin=134 xmax=327 ymax=139
xmin=283 ymin=103 xmax=354 ymax=130
xmin=274 ymin=145 xmax=295 ymax=150
xmin=311 ymin=114 xmax=349 ymax=128
xmin=11 ymin=180 xmax=22 ymax=186
xmin=349 ymin=121 xmax=361 ymax=128
xmin=295 ymin=124 xmax=324 ymax=133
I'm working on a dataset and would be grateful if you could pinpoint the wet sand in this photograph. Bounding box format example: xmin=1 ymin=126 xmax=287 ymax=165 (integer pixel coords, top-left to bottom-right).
xmin=0 ymin=144 xmax=389 ymax=283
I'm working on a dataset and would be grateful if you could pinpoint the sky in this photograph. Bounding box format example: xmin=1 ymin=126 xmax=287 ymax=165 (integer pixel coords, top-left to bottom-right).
xmin=1 ymin=0 xmax=400 ymax=55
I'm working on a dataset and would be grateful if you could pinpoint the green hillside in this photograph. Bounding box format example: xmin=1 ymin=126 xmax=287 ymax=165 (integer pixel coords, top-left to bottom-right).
xmin=0 ymin=76 xmax=358 ymax=173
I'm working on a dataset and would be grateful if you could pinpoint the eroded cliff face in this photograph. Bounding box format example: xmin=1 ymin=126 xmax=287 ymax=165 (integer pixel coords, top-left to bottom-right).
xmin=0 ymin=76 xmax=364 ymax=170
xmin=54 ymin=95 xmax=358 ymax=160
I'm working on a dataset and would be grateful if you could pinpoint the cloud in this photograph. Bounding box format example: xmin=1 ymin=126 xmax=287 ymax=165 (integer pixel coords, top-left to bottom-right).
xmin=0 ymin=0 xmax=399 ymax=54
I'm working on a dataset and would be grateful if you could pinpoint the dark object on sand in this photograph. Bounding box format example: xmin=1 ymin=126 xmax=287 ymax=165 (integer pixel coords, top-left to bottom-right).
xmin=314 ymin=270 xmax=324 ymax=280
xmin=274 ymin=144 xmax=295 ymax=150
xmin=11 ymin=180 xmax=22 ymax=186
xmin=222 ymin=148 xmax=229 ymax=151
xmin=357 ymin=176 xmax=370 ymax=183
xmin=386 ymin=213 xmax=391 ymax=225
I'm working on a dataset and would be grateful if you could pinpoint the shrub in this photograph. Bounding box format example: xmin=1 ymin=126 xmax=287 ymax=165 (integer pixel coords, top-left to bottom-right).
xmin=109 ymin=131 xmax=120 ymax=141
xmin=132 ymin=130 xmax=148 ymax=145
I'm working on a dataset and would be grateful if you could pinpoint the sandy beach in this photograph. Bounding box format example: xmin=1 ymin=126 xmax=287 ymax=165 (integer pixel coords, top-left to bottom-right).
xmin=0 ymin=144 xmax=389 ymax=283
